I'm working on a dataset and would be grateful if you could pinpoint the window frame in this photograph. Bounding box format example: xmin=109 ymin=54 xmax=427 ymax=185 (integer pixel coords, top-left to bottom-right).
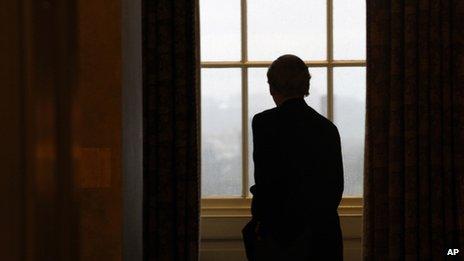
xmin=200 ymin=0 xmax=365 ymax=215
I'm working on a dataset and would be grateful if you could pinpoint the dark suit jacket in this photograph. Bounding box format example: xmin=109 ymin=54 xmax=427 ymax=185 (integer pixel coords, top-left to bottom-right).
xmin=244 ymin=98 xmax=344 ymax=260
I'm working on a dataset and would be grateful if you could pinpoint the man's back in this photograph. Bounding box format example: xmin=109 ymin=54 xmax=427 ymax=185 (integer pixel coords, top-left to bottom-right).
xmin=249 ymin=98 xmax=344 ymax=260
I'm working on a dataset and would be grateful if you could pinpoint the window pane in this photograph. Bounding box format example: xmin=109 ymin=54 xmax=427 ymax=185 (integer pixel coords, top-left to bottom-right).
xmin=247 ymin=68 xmax=273 ymax=187
xmin=248 ymin=0 xmax=326 ymax=61
xmin=201 ymin=69 xmax=242 ymax=196
xmin=247 ymin=68 xmax=327 ymax=187
xmin=200 ymin=0 xmax=241 ymax=61
xmin=333 ymin=0 xmax=366 ymax=60
xmin=333 ymin=67 xmax=365 ymax=196
xmin=306 ymin=68 xmax=328 ymax=117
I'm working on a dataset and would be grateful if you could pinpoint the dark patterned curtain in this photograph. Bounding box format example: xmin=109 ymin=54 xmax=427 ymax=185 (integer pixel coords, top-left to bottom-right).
xmin=142 ymin=0 xmax=200 ymax=260
xmin=364 ymin=0 xmax=464 ymax=260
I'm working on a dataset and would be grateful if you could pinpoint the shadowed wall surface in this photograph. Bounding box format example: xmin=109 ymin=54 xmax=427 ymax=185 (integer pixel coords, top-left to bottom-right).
xmin=73 ymin=0 xmax=122 ymax=259
xmin=0 ymin=0 xmax=124 ymax=260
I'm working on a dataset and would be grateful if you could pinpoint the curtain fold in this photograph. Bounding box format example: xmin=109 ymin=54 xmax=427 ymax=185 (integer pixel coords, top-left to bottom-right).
xmin=142 ymin=0 xmax=200 ymax=260
xmin=365 ymin=0 xmax=464 ymax=259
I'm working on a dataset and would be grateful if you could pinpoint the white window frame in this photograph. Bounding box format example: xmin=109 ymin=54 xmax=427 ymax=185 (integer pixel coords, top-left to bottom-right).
xmin=200 ymin=0 xmax=364 ymax=216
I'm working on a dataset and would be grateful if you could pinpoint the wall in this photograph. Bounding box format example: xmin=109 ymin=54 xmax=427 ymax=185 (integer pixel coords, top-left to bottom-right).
xmin=200 ymin=216 xmax=363 ymax=261
xmin=0 ymin=0 xmax=124 ymax=260
xmin=0 ymin=1 xmax=23 ymax=259
xmin=72 ymin=0 xmax=123 ymax=259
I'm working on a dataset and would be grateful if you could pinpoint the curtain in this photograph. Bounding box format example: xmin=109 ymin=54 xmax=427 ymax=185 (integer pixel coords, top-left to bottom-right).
xmin=142 ymin=0 xmax=200 ymax=260
xmin=364 ymin=0 xmax=464 ymax=260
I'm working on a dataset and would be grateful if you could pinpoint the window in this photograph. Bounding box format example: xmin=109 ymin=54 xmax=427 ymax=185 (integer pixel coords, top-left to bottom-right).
xmin=200 ymin=0 xmax=366 ymax=201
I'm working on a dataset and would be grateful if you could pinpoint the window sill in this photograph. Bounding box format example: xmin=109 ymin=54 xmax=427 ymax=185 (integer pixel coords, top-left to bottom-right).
xmin=201 ymin=197 xmax=363 ymax=218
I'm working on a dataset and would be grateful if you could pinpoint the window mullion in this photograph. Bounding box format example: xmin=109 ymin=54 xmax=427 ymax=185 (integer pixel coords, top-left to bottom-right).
xmin=327 ymin=0 xmax=334 ymax=121
xmin=200 ymin=61 xmax=366 ymax=69
xmin=241 ymin=0 xmax=249 ymax=198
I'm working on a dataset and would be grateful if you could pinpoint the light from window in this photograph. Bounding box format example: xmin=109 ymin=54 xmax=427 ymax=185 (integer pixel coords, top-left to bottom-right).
xmin=200 ymin=0 xmax=241 ymax=61
xmin=333 ymin=67 xmax=366 ymax=195
xmin=333 ymin=0 xmax=366 ymax=60
xmin=248 ymin=0 xmax=326 ymax=60
xmin=200 ymin=0 xmax=366 ymax=197
xmin=201 ymin=69 xmax=242 ymax=196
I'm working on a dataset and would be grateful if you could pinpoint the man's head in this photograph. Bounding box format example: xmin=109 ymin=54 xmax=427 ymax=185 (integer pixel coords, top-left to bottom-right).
xmin=267 ymin=54 xmax=311 ymax=105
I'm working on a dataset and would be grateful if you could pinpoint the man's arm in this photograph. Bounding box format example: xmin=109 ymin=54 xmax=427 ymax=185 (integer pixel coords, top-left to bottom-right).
xmin=250 ymin=115 xmax=267 ymax=221
xmin=329 ymin=126 xmax=344 ymax=209
xmin=305 ymin=125 xmax=344 ymax=213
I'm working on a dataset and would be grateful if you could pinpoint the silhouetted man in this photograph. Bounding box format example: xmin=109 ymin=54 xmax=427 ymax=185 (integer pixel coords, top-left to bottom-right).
xmin=242 ymin=55 xmax=344 ymax=260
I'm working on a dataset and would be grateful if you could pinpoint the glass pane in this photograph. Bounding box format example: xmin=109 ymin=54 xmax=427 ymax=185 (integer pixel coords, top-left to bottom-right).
xmin=248 ymin=0 xmax=326 ymax=61
xmin=201 ymin=69 xmax=242 ymax=196
xmin=333 ymin=0 xmax=366 ymax=60
xmin=306 ymin=68 xmax=328 ymax=116
xmin=333 ymin=67 xmax=366 ymax=196
xmin=247 ymin=67 xmax=327 ymax=187
xmin=200 ymin=0 xmax=241 ymax=61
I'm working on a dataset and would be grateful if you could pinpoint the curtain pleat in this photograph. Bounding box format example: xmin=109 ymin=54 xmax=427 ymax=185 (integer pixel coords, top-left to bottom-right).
xmin=142 ymin=0 xmax=200 ymax=260
xmin=365 ymin=0 xmax=464 ymax=260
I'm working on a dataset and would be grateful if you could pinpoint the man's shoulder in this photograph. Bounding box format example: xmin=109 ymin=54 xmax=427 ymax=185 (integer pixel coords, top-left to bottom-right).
xmin=252 ymin=107 xmax=279 ymax=125
xmin=304 ymin=107 xmax=340 ymax=137
xmin=314 ymin=110 xmax=337 ymax=128
xmin=252 ymin=106 xmax=340 ymax=136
